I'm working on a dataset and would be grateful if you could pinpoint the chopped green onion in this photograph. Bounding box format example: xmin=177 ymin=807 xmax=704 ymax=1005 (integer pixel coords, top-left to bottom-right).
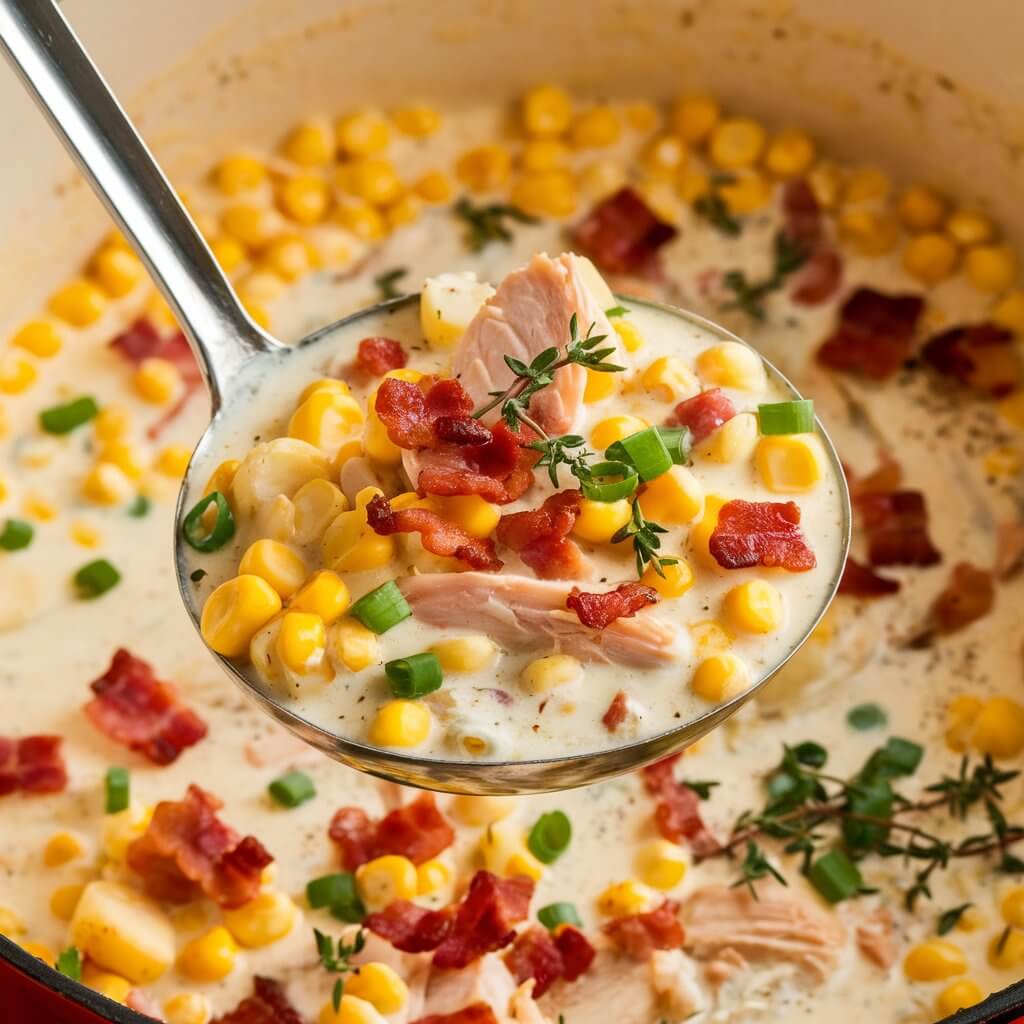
xmin=538 ymin=902 xmax=582 ymax=931
xmin=74 ymin=558 xmax=121 ymax=599
xmin=807 ymin=849 xmax=863 ymax=903
xmin=758 ymin=399 xmax=815 ymax=436
xmin=182 ymin=491 xmax=235 ymax=553
xmin=306 ymin=871 xmax=364 ymax=923
xmin=39 ymin=396 xmax=98 ymax=435
xmin=385 ymin=652 xmax=443 ymax=698
xmin=351 ymin=580 xmax=411 ymax=634
xmin=847 ymin=703 xmax=887 ymax=731
xmin=127 ymin=495 xmax=151 ymax=518
xmin=656 ymin=426 xmax=692 ymax=466
xmin=604 ymin=305 xmax=630 ymax=319
xmin=605 ymin=427 xmax=672 ymax=482
xmin=528 ymin=810 xmax=572 ymax=865
xmin=330 ymin=887 xmax=367 ymax=923
xmin=55 ymin=946 xmax=82 ymax=981
xmin=0 ymin=518 xmax=33 ymax=551
xmin=579 ymin=461 xmax=638 ymax=502
xmin=104 ymin=766 xmax=130 ymax=814
xmin=268 ymin=770 xmax=316 ymax=808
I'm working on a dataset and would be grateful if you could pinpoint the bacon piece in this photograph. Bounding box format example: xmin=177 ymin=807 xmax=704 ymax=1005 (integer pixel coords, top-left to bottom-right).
xmin=838 ymin=557 xmax=901 ymax=598
xmin=376 ymin=376 xmax=475 ymax=449
xmin=210 ymin=976 xmax=302 ymax=1024
xmin=357 ymin=336 xmax=407 ymax=376
xmin=126 ymin=785 xmax=273 ymax=908
xmin=845 ymin=452 xmax=903 ymax=499
xmin=603 ymin=900 xmax=684 ymax=961
xmin=497 ymin=490 xmax=587 ymax=579
xmin=365 ymin=900 xmax=457 ymax=952
xmin=435 ymin=417 xmax=492 ymax=446
xmin=671 ymin=389 xmax=736 ymax=443
xmin=781 ymin=179 xmax=824 ymax=250
xmin=504 ymin=926 xmax=565 ymax=998
xmin=709 ymin=500 xmax=817 ymax=572
xmin=555 ymin=925 xmax=596 ymax=981
xmin=329 ymin=794 xmax=456 ymax=870
xmin=0 ymin=735 xmax=67 ymax=796
xmin=929 ymin=562 xmax=995 ymax=635
xmin=791 ymin=247 xmax=843 ymax=306
xmin=567 ymin=582 xmax=658 ymax=629
xmin=573 ymin=187 xmax=678 ymax=277
xmin=921 ymin=322 xmax=1021 ymax=397
xmin=781 ymin=180 xmax=843 ymax=306
xmin=84 ymin=649 xmax=207 ymax=765
xmin=855 ymin=491 xmax=941 ymax=567
xmin=642 ymin=755 xmax=719 ymax=857
xmin=365 ymin=495 xmax=502 ymax=571
xmin=411 ymin=1007 xmax=499 ymax=1024
xmin=816 ymin=288 xmax=925 ymax=380
xmin=602 ymin=690 xmax=629 ymax=732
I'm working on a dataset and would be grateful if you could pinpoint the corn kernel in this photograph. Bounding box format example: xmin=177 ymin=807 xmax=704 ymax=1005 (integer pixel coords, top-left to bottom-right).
xmin=670 ymin=95 xmax=720 ymax=144
xmin=427 ymin=494 xmax=501 ymax=539
xmin=321 ymin=510 xmax=396 ymax=573
xmin=90 ymin=246 xmax=145 ymax=298
xmin=998 ymin=391 xmax=1024 ymax=430
xmin=164 ymin=992 xmax=212 ymax=1024
xmin=213 ymin=155 xmax=266 ymax=195
xmin=581 ymin=364 xmax=619 ymax=404
xmin=522 ymin=85 xmax=573 ymax=137
xmin=289 ymin=390 xmax=365 ymax=459
xmin=897 ymin=185 xmax=946 ymax=231
xmin=506 ymin=848 xmax=546 ymax=882
xmin=156 ymin=444 xmax=191 ymax=478
xmin=50 ymin=883 xmax=85 ymax=921
xmin=510 ymin=169 xmax=577 ymax=218
xmin=343 ymin=158 xmax=405 ymax=208
xmin=520 ymin=654 xmax=582 ymax=694
xmin=954 ymin=906 xmax=986 ymax=933
xmin=293 ymin=480 xmax=348 ymax=546
xmin=82 ymin=461 xmax=133 ymax=506
xmin=643 ymin=135 xmax=689 ymax=178
xmin=904 ymin=938 xmax=968 ymax=980
xmin=415 ymin=858 xmax=453 ymax=896
xmin=639 ymin=465 xmax=704 ymax=524
xmin=240 ymin=540 xmax=307 ymax=599
xmin=276 ymin=610 xmax=328 ymax=677
xmin=971 ymin=696 xmax=1024 ymax=758
xmin=591 ymin=414 xmax=648 ymax=452
xmin=756 ymin=434 xmax=825 ymax=493
xmin=0 ymin=906 xmax=24 ymax=937
xmin=413 ymin=169 xmax=452 ymax=204
xmin=641 ymin=356 xmax=699 ymax=403
xmin=201 ymin=574 xmax=283 ymax=657
xmin=478 ymin=821 xmax=544 ymax=880
xmin=289 ymin=573 xmax=349 ymax=627
xmin=612 ymin=318 xmax=644 ymax=353
xmin=572 ymin=497 xmax=632 ymax=543
xmin=178 ymin=926 xmax=238 ymax=982
xmin=145 ymin=291 xmax=178 ymax=331
xmin=521 ymin=139 xmax=570 ymax=173
xmin=385 ymin=194 xmax=422 ymax=230
xmin=392 ymin=104 xmax=441 ymax=137
xmin=261 ymin=234 xmax=318 ymax=282
xmin=636 ymin=839 xmax=688 ymax=890
xmin=334 ymin=198 xmax=387 ymax=240
xmin=300 ymin=377 xmax=351 ymax=403
xmin=330 ymin=617 xmax=379 ymax=672
xmin=714 ymin=169 xmax=769 ymax=214
xmin=983 ymin=446 xmax=1021 ymax=478
xmin=935 ymin=980 xmax=984 ymax=1016
xmin=902 ymin=232 xmax=959 ymax=284
xmin=992 ymin=291 xmax=1024 ymax=335
xmin=642 ymin=558 xmax=693 ymax=599
xmin=946 ymin=209 xmax=995 ymax=247
xmin=0 ymin=356 xmax=37 ymax=394
xmin=763 ymin=128 xmax=816 ymax=178
xmin=48 ymin=279 xmax=107 ymax=327
xmin=705 ymin=411 xmax=758 ymax=464
xmin=345 ymin=961 xmax=408 ymax=1014
xmin=696 ymin=341 xmax=766 ymax=391
xmin=12 ymin=319 xmax=61 ymax=358
xmin=965 ymin=244 xmax=1017 ymax=293
xmin=210 ymin=236 xmax=247 ymax=274
xmin=843 ymin=167 xmax=891 ymax=205
xmin=356 ymin=855 xmax=418 ymax=912
xmin=838 ymin=208 xmax=900 ymax=257
xmin=623 ymin=101 xmax=658 ymax=133
xmin=724 ymin=580 xmax=784 ymax=634
xmin=597 ymin=880 xmax=657 ymax=918
xmin=369 ymin=700 xmax=432 ymax=747
xmin=92 ymin=406 xmax=130 ymax=445
xmin=221 ymin=203 xmax=279 ymax=250
xmin=677 ymin=168 xmax=711 ymax=205
xmin=428 ymin=636 xmax=498 ymax=678
xmin=102 ymin=803 xmax=153 ymax=861
xmin=82 ymin=964 xmax=133 ymax=1004
xmin=319 ymin=995 xmax=386 ymax=1024
xmin=455 ymin=144 xmax=512 ymax=192
xmin=335 ymin=111 xmax=391 ymax=156
xmin=43 ymin=830 xmax=85 ymax=867
xmin=22 ymin=493 xmax=56 ymax=521
xmin=989 ymin=928 xmax=1024 ymax=969
xmin=692 ymin=653 xmax=749 ymax=702
xmin=1002 ymin=887 xmax=1024 ymax=928
xmin=223 ymin=889 xmax=297 ymax=948
xmin=277 ymin=174 xmax=331 ymax=225
xmin=579 ymin=158 xmax=628 ymax=201
xmin=281 ymin=120 xmax=333 ymax=166
xmin=19 ymin=940 xmax=55 ymax=961
xmin=807 ymin=160 xmax=844 ymax=209
xmin=134 ymin=357 xmax=182 ymax=405
xmin=708 ymin=117 xmax=765 ymax=170
xmin=570 ymin=106 xmax=621 ymax=149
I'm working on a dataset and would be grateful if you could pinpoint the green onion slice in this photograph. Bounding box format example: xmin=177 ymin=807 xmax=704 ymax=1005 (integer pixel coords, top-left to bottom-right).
xmin=528 ymin=810 xmax=572 ymax=864
xmin=847 ymin=703 xmax=887 ymax=731
xmin=268 ymin=770 xmax=316 ymax=808
xmin=306 ymin=872 xmax=364 ymax=921
xmin=104 ymin=766 xmax=130 ymax=814
xmin=656 ymin=426 xmax=692 ymax=466
xmin=182 ymin=491 xmax=235 ymax=553
xmin=55 ymin=946 xmax=82 ymax=981
xmin=579 ymin=461 xmax=638 ymax=503
xmin=604 ymin=427 xmax=672 ymax=482
xmin=351 ymin=580 xmax=411 ymax=634
xmin=39 ymin=396 xmax=99 ymax=435
xmin=0 ymin=518 xmax=33 ymax=551
xmin=758 ymin=399 xmax=815 ymax=436
xmin=74 ymin=558 xmax=121 ymax=599
xmin=604 ymin=305 xmax=630 ymax=319
xmin=807 ymin=849 xmax=863 ymax=903
xmin=127 ymin=495 xmax=151 ymax=518
xmin=385 ymin=652 xmax=443 ymax=698
xmin=538 ymin=901 xmax=582 ymax=931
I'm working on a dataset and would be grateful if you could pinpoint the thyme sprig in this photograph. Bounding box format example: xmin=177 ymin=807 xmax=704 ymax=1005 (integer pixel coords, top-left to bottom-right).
xmin=693 ymin=174 xmax=742 ymax=237
xmin=610 ymin=498 xmax=678 ymax=578
xmin=314 ymin=927 xmax=366 ymax=1012
xmin=720 ymin=231 xmax=807 ymax=320
xmin=453 ymin=198 xmax=538 ymax=251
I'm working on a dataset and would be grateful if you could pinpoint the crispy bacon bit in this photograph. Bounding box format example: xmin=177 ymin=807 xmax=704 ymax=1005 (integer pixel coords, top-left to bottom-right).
xmin=365 ymin=900 xmax=456 ymax=952
xmin=357 ymin=336 xmax=407 ymax=376
xmin=411 ymin=1006 xmax=499 ymax=1024
xmin=838 ymin=557 xmax=901 ymax=598
xmin=671 ymin=389 xmax=736 ymax=443
xmin=567 ymin=582 xmax=658 ymax=629
xmin=434 ymin=416 xmax=492 ymax=446
xmin=365 ymin=495 xmax=502 ymax=571
xmin=126 ymin=784 xmax=273 ymax=908
xmin=504 ymin=926 xmax=565 ymax=998
xmin=329 ymin=793 xmax=455 ymax=870
xmin=555 ymin=925 xmax=597 ymax=981
xmin=497 ymin=491 xmax=587 ymax=579
xmin=855 ymin=491 xmax=941 ymax=567
xmin=846 ymin=452 xmax=903 ymax=499
xmin=376 ymin=376 xmax=475 ymax=449
xmin=573 ymin=187 xmax=678 ymax=277
xmin=921 ymin=322 xmax=1021 ymax=397
xmin=602 ymin=691 xmax=630 ymax=732
xmin=710 ymin=500 xmax=816 ymax=572
xmin=929 ymin=562 xmax=995 ymax=635
xmin=792 ymin=247 xmax=843 ymax=306
xmin=603 ymin=900 xmax=684 ymax=961
xmin=642 ymin=755 xmax=719 ymax=857
xmin=817 ymin=288 xmax=925 ymax=380
xmin=210 ymin=976 xmax=302 ymax=1024
xmin=781 ymin=180 xmax=824 ymax=249
xmin=0 ymin=735 xmax=67 ymax=796
xmin=84 ymin=649 xmax=207 ymax=765
xmin=781 ymin=180 xmax=843 ymax=306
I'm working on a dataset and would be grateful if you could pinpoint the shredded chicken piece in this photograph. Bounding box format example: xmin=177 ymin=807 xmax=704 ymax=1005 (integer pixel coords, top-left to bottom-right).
xmin=856 ymin=908 xmax=899 ymax=970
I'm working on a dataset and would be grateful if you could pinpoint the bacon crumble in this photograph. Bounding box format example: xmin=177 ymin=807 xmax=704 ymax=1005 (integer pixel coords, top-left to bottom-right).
xmin=602 ymin=690 xmax=630 ymax=732
xmin=921 ymin=322 xmax=1021 ymax=397
xmin=838 ymin=557 xmax=901 ymax=598
xmin=602 ymin=899 xmax=685 ymax=960
xmin=781 ymin=179 xmax=843 ymax=306
xmin=855 ymin=490 xmax=941 ymax=567
xmin=504 ymin=926 xmax=566 ymax=997
xmin=928 ymin=562 xmax=995 ymax=636
xmin=573 ymin=187 xmax=678 ymax=277
xmin=567 ymin=582 xmax=659 ymax=629
xmin=210 ymin=976 xmax=303 ymax=1024
xmin=555 ymin=924 xmax=597 ymax=981
xmin=709 ymin=499 xmax=817 ymax=572
xmin=0 ymin=735 xmax=67 ymax=796
xmin=671 ymin=388 xmax=735 ymax=443
xmin=642 ymin=754 xmax=720 ymax=857
xmin=497 ymin=490 xmax=587 ymax=579
xmin=357 ymin=336 xmax=407 ymax=376
xmin=411 ymin=1007 xmax=500 ymax=1024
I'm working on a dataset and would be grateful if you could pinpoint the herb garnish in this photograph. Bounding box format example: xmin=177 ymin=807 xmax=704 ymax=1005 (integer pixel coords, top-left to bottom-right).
xmin=693 ymin=175 xmax=742 ymax=237
xmin=720 ymin=232 xmax=807 ymax=321
xmin=733 ymin=840 xmax=788 ymax=898
xmin=373 ymin=267 xmax=408 ymax=301
xmin=610 ymin=499 xmax=678 ymax=578
xmin=683 ymin=779 xmax=720 ymax=800
xmin=55 ymin=946 xmax=81 ymax=981
xmin=453 ymin=198 xmax=538 ymax=251
xmin=314 ymin=927 xmax=366 ymax=1013
xmin=936 ymin=902 xmax=973 ymax=936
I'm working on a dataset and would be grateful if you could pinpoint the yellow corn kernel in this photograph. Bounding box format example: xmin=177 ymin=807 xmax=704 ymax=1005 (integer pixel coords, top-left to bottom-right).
xmin=570 ymin=106 xmax=622 ymax=149
xmin=455 ymin=144 xmax=512 ymax=193
xmin=164 ymin=992 xmax=212 ymax=1024
xmin=48 ymin=279 xmax=107 ymax=327
xmin=521 ymin=139 xmax=571 ymax=173
xmin=624 ymin=101 xmax=659 ymax=133
xmin=636 ymin=839 xmax=688 ymax=890
xmin=641 ymin=356 xmax=699 ymax=403
xmin=178 ymin=926 xmax=239 ymax=982
xmin=902 ymin=232 xmax=959 ymax=285
xmin=837 ymin=208 xmax=900 ymax=257
xmin=262 ymin=234 xmax=319 ymax=282
xmin=356 ymin=855 xmax=418 ymax=912
xmin=49 ymin=883 xmax=85 ymax=921
xmin=697 ymin=341 xmax=767 ymax=391
xmin=724 ymin=580 xmax=784 ymax=634
xmin=319 ymin=994 xmax=386 ymax=1024
xmin=43 ymin=831 xmax=85 ymax=867
xmin=213 ymin=154 xmax=266 ymax=195
xmin=842 ymin=166 xmax=892 ymax=205
xmin=291 ymin=572 xmax=350 ymax=626
xmin=989 ymin=927 xmax=1024 ymax=969
xmin=102 ymin=803 xmax=153 ymax=861
xmin=300 ymin=377 xmax=351 ymax=403
xmin=705 ymin=411 xmax=758 ymax=464
xmin=0 ymin=356 xmax=37 ymax=394
xmin=1002 ymin=887 xmax=1024 ymax=928
xmin=971 ymin=696 xmax=1024 ymax=758
xmin=335 ymin=110 xmax=391 ymax=156
xmin=573 ymin=497 xmax=632 ymax=543
xmin=955 ymin=906 xmax=986 ymax=933
xmin=12 ymin=319 xmax=62 ymax=358
xmin=322 ymin=512 xmax=396 ymax=573
xmin=430 ymin=637 xmax=498 ymax=677
xmin=692 ymin=653 xmax=749 ymax=702
xmin=708 ymin=117 xmax=765 ymax=170
xmin=240 ymin=540 xmax=307 ymax=599
xmin=935 ymin=979 xmax=984 ymax=1016
xmin=579 ymin=158 xmax=628 ymax=201
xmin=946 ymin=209 xmax=995 ymax=247
xmin=369 ymin=700 xmax=432 ymax=747
xmin=94 ymin=404 xmax=130 ymax=442
xmin=385 ymin=194 xmax=421 ymax=230
xmin=992 ymin=291 xmax=1024 ymax=335
xmin=220 ymin=203 xmax=278 ymax=251
xmin=427 ymin=495 xmax=501 ymax=539
xmin=201 ymin=574 xmax=283 ymax=657
xmin=642 ymin=558 xmax=693 ymax=599
xmin=763 ymin=128 xmax=816 ymax=178
xmin=392 ymin=104 xmax=441 ymax=137
xmin=210 ymin=236 xmax=247 ymax=274
xmin=756 ymin=434 xmax=825 ymax=493
xmin=510 ymin=169 xmax=577 ymax=218
xmin=276 ymin=610 xmax=327 ymax=675
xmin=416 ymin=858 xmax=453 ymax=896
xmin=277 ymin=174 xmax=331 ymax=225
xmin=984 ymin=446 xmax=1022 ymax=478
xmin=81 ymin=964 xmax=133 ymax=1004
xmin=965 ymin=244 xmax=1017 ymax=293
xmin=281 ymin=121 xmax=333 ymax=167
xmin=98 ymin=440 xmax=144 ymax=480
xmin=897 ymin=185 xmax=946 ymax=231
xmin=904 ymin=938 xmax=968 ymax=980
xmin=222 ymin=889 xmax=297 ymax=948
xmin=334 ymin=198 xmax=387 ymax=240
xmin=145 ymin=290 xmax=178 ymax=331
xmin=23 ymin=493 xmax=56 ymax=521
xmin=582 ymin=365 xmax=619 ymax=404
xmin=133 ymin=356 xmax=182 ymax=405
xmin=612 ymin=318 xmax=644 ymax=353
xmin=413 ymin=169 xmax=452 ymax=204
xmin=597 ymin=880 xmax=657 ymax=918
xmin=520 ymin=654 xmax=582 ymax=694
xmin=288 ymin=390 xmax=365 ymax=459
xmin=639 ymin=465 xmax=704 ymax=525
xmin=590 ymin=414 xmax=648 ymax=452
xmin=343 ymin=158 xmax=405 ymax=208
xmin=693 ymin=622 xmax=734 ymax=656
xmin=676 ymin=169 xmax=710 ymax=206
xmin=203 ymin=459 xmax=240 ymax=500
xmin=156 ymin=444 xmax=191 ymax=478
xmin=91 ymin=246 xmax=145 ymax=298
xmin=643 ymin=135 xmax=689 ymax=179
xmin=670 ymin=95 xmax=720 ymax=144
xmin=0 ymin=906 xmax=24 ymax=937
xmin=82 ymin=461 xmax=133 ymax=506
xmin=998 ymin=390 xmax=1024 ymax=430
xmin=477 ymin=821 xmax=543 ymax=880
xmin=719 ymin=169 xmax=772 ymax=215
xmin=294 ymin=480 xmax=348 ymax=546
xmin=331 ymin=618 xmax=379 ymax=672
xmin=20 ymin=940 xmax=55 ymax=961
xmin=522 ymin=84 xmax=573 ymax=137
xmin=506 ymin=848 xmax=546 ymax=882
xmin=345 ymin=961 xmax=408 ymax=1014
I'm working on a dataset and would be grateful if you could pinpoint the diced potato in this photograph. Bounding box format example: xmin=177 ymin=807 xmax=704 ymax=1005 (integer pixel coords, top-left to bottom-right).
xmin=420 ymin=272 xmax=495 ymax=349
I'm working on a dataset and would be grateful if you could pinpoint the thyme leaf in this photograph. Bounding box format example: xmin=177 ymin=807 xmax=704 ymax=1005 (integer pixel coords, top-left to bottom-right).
xmin=453 ymin=198 xmax=538 ymax=251
xmin=720 ymin=232 xmax=808 ymax=320
xmin=314 ymin=927 xmax=367 ymax=1012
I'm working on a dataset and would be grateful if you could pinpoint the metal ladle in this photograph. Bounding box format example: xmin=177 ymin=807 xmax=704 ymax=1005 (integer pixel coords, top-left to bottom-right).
xmin=0 ymin=0 xmax=851 ymax=794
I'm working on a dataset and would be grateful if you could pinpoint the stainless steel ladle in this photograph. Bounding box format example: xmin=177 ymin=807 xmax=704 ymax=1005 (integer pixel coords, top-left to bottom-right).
xmin=0 ymin=0 xmax=851 ymax=794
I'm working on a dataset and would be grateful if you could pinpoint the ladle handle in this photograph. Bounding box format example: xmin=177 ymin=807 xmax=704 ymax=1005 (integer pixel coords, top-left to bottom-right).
xmin=0 ymin=0 xmax=279 ymax=409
